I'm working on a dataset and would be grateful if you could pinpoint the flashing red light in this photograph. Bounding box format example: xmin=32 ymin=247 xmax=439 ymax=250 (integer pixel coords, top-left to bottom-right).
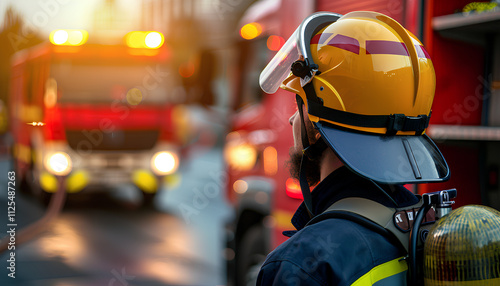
xmin=285 ymin=178 xmax=303 ymax=199
xmin=267 ymin=35 xmax=285 ymax=51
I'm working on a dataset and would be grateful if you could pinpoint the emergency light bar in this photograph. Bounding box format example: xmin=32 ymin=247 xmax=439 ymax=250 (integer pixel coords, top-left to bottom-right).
xmin=49 ymin=29 xmax=88 ymax=46
xmin=125 ymin=31 xmax=164 ymax=49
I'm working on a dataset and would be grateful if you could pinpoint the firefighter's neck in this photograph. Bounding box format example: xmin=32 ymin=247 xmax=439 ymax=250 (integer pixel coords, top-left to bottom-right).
xmin=308 ymin=132 xmax=344 ymax=182
xmin=320 ymin=148 xmax=344 ymax=182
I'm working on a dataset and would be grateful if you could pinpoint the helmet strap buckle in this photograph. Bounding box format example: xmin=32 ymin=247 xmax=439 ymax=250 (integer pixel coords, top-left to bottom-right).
xmin=387 ymin=114 xmax=406 ymax=135
xmin=387 ymin=113 xmax=431 ymax=135
xmin=291 ymin=58 xmax=319 ymax=87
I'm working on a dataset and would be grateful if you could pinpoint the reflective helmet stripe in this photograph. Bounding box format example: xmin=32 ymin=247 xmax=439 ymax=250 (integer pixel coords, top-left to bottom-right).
xmin=366 ymin=40 xmax=409 ymax=56
xmin=324 ymin=34 xmax=360 ymax=54
xmin=312 ymin=35 xmax=430 ymax=58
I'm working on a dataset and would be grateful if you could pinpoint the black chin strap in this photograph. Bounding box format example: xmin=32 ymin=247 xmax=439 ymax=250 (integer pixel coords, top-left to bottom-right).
xmin=296 ymin=94 xmax=328 ymax=217
xmin=299 ymin=155 xmax=314 ymax=217
xmin=296 ymin=95 xmax=311 ymax=152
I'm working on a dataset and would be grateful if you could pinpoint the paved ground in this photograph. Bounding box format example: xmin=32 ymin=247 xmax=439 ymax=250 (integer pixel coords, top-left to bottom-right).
xmin=0 ymin=146 xmax=234 ymax=286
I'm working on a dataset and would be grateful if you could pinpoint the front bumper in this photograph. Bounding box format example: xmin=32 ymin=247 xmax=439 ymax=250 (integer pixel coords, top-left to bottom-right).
xmin=38 ymin=146 xmax=180 ymax=193
xmin=39 ymin=168 xmax=160 ymax=194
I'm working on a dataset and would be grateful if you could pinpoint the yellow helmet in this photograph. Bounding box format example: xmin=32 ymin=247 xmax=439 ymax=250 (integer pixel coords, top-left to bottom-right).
xmin=260 ymin=11 xmax=449 ymax=184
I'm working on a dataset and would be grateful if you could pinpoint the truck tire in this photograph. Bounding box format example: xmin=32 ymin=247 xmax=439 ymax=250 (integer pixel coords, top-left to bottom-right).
xmin=236 ymin=225 xmax=267 ymax=286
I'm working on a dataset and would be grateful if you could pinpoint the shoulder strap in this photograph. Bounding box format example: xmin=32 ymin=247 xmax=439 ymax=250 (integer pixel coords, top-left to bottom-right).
xmin=308 ymin=197 xmax=414 ymax=252
xmin=306 ymin=210 xmax=407 ymax=253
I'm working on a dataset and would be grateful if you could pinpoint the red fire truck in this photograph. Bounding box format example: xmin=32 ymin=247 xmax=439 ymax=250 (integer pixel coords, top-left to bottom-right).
xmin=10 ymin=29 xmax=188 ymax=206
xmin=225 ymin=0 xmax=500 ymax=284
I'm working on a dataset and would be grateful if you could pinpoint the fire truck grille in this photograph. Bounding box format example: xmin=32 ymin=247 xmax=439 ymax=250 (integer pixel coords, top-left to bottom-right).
xmin=65 ymin=130 xmax=160 ymax=151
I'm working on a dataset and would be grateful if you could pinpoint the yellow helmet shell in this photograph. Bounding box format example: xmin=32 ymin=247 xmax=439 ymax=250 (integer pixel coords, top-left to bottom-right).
xmin=282 ymin=11 xmax=435 ymax=135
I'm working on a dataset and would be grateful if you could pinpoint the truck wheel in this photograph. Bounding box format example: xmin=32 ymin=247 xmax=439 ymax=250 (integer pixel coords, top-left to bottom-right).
xmin=237 ymin=225 xmax=267 ymax=286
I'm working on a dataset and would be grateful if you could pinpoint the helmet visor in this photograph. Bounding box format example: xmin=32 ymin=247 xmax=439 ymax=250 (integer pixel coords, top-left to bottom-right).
xmin=259 ymin=27 xmax=300 ymax=94
xmin=259 ymin=12 xmax=342 ymax=94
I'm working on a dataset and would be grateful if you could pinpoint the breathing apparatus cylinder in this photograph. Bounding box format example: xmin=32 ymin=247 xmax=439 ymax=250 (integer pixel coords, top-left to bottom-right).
xmin=423 ymin=205 xmax=500 ymax=285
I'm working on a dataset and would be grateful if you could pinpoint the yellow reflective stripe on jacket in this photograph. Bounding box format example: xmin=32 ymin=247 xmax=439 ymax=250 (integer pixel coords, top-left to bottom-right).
xmin=351 ymin=257 xmax=408 ymax=286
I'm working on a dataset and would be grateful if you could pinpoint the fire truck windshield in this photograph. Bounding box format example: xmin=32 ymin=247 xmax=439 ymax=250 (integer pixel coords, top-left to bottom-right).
xmin=51 ymin=60 xmax=178 ymax=104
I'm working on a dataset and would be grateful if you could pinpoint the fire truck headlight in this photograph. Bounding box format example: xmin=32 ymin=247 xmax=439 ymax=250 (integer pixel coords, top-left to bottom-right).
xmin=125 ymin=31 xmax=164 ymax=49
xmin=145 ymin=32 xmax=164 ymax=49
xmin=45 ymin=152 xmax=72 ymax=176
xmin=151 ymin=151 xmax=179 ymax=176
xmin=50 ymin=29 xmax=88 ymax=46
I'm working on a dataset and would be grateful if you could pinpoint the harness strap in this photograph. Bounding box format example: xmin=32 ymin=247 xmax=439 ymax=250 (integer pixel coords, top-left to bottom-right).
xmin=306 ymin=210 xmax=405 ymax=253
xmin=320 ymin=197 xmax=412 ymax=252
xmin=307 ymin=197 xmax=422 ymax=252
xmin=306 ymin=197 xmax=436 ymax=286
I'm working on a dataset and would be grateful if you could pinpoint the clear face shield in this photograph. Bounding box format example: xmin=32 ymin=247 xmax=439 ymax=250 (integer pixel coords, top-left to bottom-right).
xmin=259 ymin=12 xmax=342 ymax=94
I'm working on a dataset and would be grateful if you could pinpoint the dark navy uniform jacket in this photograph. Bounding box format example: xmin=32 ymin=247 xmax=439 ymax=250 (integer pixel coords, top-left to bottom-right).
xmin=257 ymin=167 xmax=419 ymax=285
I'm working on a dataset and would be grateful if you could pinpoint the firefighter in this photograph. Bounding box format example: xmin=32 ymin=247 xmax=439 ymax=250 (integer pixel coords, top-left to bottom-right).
xmin=256 ymin=11 xmax=449 ymax=285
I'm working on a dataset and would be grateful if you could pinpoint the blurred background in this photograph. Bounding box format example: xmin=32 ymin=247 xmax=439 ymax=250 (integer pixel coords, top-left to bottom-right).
xmin=0 ymin=0 xmax=499 ymax=285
